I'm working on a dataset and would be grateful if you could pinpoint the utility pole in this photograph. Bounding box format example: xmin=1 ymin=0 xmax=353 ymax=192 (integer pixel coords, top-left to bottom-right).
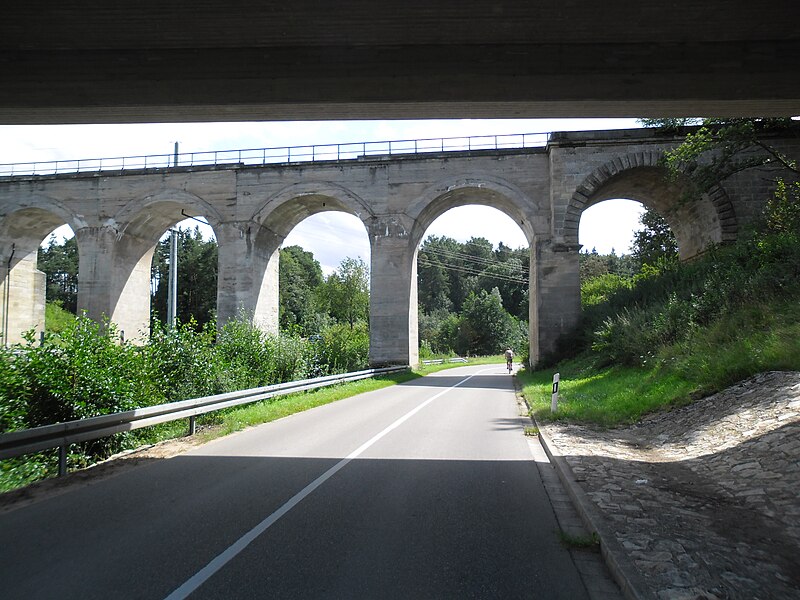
xmin=167 ymin=229 xmax=178 ymax=327
xmin=2 ymin=244 xmax=15 ymax=347
xmin=173 ymin=141 xmax=179 ymax=167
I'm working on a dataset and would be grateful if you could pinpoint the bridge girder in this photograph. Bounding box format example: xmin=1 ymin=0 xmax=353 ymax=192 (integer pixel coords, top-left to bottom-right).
xmin=2 ymin=3 xmax=799 ymax=124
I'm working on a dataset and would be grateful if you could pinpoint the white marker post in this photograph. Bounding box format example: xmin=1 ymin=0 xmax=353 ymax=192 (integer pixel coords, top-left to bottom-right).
xmin=551 ymin=372 xmax=560 ymax=413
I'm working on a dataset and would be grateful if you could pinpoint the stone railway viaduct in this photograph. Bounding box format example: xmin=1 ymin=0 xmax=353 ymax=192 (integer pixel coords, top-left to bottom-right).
xmin=1 ymin=128 xmax=797 ymax=366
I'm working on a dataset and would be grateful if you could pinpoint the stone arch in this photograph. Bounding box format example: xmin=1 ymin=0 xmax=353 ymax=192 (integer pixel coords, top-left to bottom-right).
xmin=79 ymin=189 xmax=225 ymax=341
xmin=251 ymin=181 xmax=374 ymax=241
xmin=217 ymin=182 xmax=374 ymax=336
xmin=0 ymin=195 xmax=83 ymax=344
xmin=406 ymin=174 xmax=543 ymax=249
xmin=563 ymin=152 xmax=737 ymax=259
xmin=371 ymin=174 xmax=544 ymax=367
xmin=113 ymin=189 xmax=225 ymax=242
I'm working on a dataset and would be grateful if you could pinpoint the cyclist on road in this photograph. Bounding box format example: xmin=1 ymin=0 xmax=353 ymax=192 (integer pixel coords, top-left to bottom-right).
xmin=504 ymin=348 xmax=514 ymax=373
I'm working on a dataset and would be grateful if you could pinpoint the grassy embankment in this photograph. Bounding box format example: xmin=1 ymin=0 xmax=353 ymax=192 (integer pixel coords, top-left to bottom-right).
xmin=520 ymin=300 xmax=800 ymax=427
xmin=520 ymin=223 xmax=800 ymax=427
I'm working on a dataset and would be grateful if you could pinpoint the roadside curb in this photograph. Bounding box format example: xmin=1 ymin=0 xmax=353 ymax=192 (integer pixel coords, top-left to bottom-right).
xmin=514 ymin=379 xmax=650 ymax=600
xmin=534 ymin=422 xmax=650 ymax=600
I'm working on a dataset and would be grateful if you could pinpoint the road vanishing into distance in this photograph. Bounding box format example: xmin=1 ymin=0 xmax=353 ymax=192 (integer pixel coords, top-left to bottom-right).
xmin=1 ymin=364 xmax=592 ymax=599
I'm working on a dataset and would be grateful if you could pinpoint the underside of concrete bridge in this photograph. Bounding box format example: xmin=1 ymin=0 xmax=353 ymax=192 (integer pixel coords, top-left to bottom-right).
xmin=2 ymin=3 xmax=799 ymax=124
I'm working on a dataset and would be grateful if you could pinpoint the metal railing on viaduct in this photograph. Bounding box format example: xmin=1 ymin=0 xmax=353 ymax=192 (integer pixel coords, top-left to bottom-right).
xmin=0 ymin=132 xmax=551 ymax=177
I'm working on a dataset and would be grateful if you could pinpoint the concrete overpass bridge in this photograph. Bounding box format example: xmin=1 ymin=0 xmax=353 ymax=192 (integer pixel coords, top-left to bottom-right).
xmin=2 ymin=3 xmax=798 ymax=123
xmin=1 ymin=127 xmax=796 ymax=365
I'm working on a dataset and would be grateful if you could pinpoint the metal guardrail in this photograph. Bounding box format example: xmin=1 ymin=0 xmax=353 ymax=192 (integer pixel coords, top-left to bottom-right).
xmin=0 ymin=365 xmax=407 ymax=476
xmin=421 ymin=357 xmax=468 ymax=365
xmin=0 ymin=132 xmax=551 ymax=177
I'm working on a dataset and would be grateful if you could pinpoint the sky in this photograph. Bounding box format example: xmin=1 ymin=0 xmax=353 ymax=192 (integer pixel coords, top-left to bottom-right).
xmin=1 ymin=118 xmax=645 ymax=273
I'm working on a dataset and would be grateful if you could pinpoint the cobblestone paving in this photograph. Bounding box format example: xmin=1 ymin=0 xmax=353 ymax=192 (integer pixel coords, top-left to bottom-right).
xmin=540 ymin=371 xmax=800 ymax=600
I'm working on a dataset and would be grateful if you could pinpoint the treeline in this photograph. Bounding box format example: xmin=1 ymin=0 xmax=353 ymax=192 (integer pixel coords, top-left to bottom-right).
xmin=417 ymin=236 xmax=529 ymax=359
xmin=38 ymin=222 xmax=676 ymax=365
xmin=40 ymin=229 xmax=370 ymax=347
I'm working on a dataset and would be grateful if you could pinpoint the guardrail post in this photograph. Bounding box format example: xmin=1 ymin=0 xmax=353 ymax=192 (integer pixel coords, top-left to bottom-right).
xmin=58 ymin=445 xmax=67 ymax=476
xmin=188 ymin=415 xmax=196 ymax=436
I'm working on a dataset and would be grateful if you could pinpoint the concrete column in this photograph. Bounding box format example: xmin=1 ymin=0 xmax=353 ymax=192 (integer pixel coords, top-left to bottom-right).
xmin=0 ymin=242 xmax=45 ymax=345
xmin=531 ymin=240 xmax=581 ymax=366
xmin=216 ymin=221 xmax=281 ymax=333
xmin=76 ymin=226 xmax=153 ymax=341
xmin=368 ymin=216 xmax=418 ymax=366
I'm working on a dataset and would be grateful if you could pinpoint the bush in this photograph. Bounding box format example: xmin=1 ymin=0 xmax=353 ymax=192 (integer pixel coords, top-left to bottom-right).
xmin=146 ymin=318 xmax=218 ymax=401
xmin=581 ymin=273 xmax=632 ymax=308
xmin=0 ymin=314 xmax=324 ymax=489
xmin=586 ymin=225 xmax=800 ymax=367
xmin=313 ymin=321 xmax=370 ymax=372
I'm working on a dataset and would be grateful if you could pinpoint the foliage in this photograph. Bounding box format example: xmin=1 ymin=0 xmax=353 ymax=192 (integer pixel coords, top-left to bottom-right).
xmin=146 ymin=317 xmax=219 ymax=401
xmin=637 ymin=118 xmax=702 ymax=131
xmin=317 ymin=257 xmax=369 ymax=328
xmin=0 ymin=312 xmax=378 ymax=490
xmin=580 ymin=273 xmax=631 ymax=308
xmin=417 ymin=236 xmax=530 ymax=357
xmin=38 ymin=235 xmax=78 ymax=313
xmin=45 ymin=301 xmax=77 ymax=333
xmin=312 ymin=321 xmax=370 ymax=373
xmin=579 ymin=248 xmax=638 ymax=282
xmin=451 ymin=288 xmax=516 ymax=356
xmin=418 ymin=236 xmax=529 ymax=318
xmin=658 ymin=118 xmax=799 ymax=194
xmin=279 ymin=245 xmax=324 ymax=333
xmin=765 ymin=179 xmax=800 ymax=234
xmin=573 ymin=195 xmax=800 ymax=368
xmin=151 ymin=226 xmax=218 ymax=328
xmin=520 ymin=297 xmax=800 ymax=427
xmin=630 ymin=208 xmax=678 ymax=266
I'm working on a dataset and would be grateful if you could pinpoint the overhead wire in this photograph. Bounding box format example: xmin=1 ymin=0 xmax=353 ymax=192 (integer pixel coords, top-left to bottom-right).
xmin=418 ymin=257 xmax=528 ymax=285
xmin=421 ymin=249 xmax=528 ymax=277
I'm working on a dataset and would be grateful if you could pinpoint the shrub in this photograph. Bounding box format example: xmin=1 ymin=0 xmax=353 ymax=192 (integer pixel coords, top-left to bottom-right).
xmin=314 ymin=321 xmax=370 ymax=372
xmin=146 ymin=317 xmax=218 ymax=401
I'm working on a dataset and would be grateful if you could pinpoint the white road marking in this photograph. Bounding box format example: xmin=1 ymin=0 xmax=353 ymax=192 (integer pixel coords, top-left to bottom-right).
xmin=163 ymin=368 xmax=492 ymax=600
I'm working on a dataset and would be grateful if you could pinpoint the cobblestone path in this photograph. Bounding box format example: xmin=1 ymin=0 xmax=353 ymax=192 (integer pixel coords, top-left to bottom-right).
xmin=539 ymin=371 xmax=800 ymax=600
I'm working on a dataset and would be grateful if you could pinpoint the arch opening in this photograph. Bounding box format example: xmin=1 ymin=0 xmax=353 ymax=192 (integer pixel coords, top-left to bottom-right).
xmin=567 ymin=160 xmax=736 ymax=261
xmin=279 ymin=210 xmax=371 ymax=338
xmin=106 ymin=198 xmax=220 ymax=342
xmin=413 ymin=200 xmax=531 ymax=363
xmin=0 ymin=209 xmax=76 ymax=345
xmin=149 ymin=217 xmax=218 ymax=332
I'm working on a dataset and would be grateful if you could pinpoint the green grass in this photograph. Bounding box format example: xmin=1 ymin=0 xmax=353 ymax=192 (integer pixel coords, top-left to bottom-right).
xmin=519 ymin=361 xmax=694 ymax=427
xmin=521 ymin=299 xmax=800 ymax=427
xmin=558 ymin=531 xmax=600 ymax=550
xmin=45 ymin=302 xmax=76 ymax=333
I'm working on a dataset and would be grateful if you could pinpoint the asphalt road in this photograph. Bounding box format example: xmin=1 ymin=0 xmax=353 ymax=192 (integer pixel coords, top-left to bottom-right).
xmin=0 ymin=364 xmax=590 ymax=599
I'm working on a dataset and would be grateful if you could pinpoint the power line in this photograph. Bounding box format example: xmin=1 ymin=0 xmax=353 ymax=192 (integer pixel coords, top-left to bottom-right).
xmin=419 ymin=247 xmax=528 ymax=277
xmin=421 ymin=247 xmax=527 ymax=270
xmin=418 ymin=258 xmax=528 ymax=285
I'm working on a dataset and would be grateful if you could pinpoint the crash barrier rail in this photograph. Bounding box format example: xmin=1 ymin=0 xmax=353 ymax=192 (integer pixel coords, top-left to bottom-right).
xmin=0 ymin=131 xmax=551 ymax=177
xmin=0 ymin=365 xmax=407 ymax=476
xmin=421 ymin=357 xmax=468 ymax=365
